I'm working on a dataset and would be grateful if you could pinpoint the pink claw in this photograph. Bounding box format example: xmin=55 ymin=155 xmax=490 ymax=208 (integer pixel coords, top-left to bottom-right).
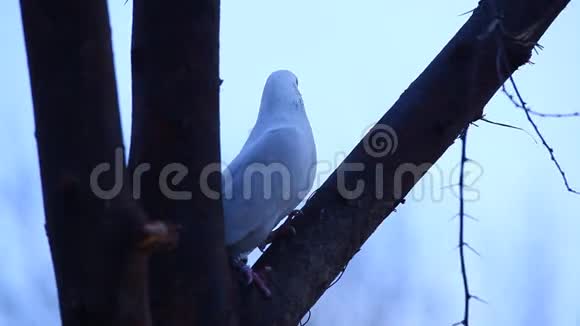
xmin=240 ymin=264 xmax=272 ymax=297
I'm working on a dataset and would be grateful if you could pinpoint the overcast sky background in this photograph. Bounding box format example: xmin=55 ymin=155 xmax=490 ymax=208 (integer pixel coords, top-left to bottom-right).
xmin=1 ymin=1 xmax=579 ymax=325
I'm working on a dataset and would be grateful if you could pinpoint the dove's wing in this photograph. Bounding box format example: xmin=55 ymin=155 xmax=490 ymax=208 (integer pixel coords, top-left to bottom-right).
xmin=223 ymin=125 xmax=314 ymax=249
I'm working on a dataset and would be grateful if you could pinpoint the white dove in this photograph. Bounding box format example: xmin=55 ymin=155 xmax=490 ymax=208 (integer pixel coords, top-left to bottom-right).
xmin=223 ymin=70 xmax=316 ymax=296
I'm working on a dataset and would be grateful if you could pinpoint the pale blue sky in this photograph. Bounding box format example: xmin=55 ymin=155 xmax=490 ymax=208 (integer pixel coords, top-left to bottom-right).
xmin=1 ymin=1 xmax=579 ymax=325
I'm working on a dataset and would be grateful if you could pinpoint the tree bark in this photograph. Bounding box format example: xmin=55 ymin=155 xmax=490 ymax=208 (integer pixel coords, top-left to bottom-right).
xmin=20 ymin=1 xmax=153 ymax=325
xmin=21 ymin=0 xmax=569 ymax=325
xmin=240 ymin=0 xmax=570 ymax=325
xmin=129 ymin=1 xmax=235 ymax=325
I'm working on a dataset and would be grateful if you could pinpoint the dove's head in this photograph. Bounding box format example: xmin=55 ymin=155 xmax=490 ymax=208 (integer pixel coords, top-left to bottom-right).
xmin=258 ymin=70 xmax=304 ymax=118
xmin=265 ymin=70 xmax=299 ymax=90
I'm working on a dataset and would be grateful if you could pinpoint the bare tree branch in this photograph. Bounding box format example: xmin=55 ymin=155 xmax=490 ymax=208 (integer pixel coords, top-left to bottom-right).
xmin=497 ymin=55 xmax=580 ymax=194
xmin=129 ymin=1 xmax=236 ymax=325
xmin=454 ymin=128 xmax=477 ymax=326
xmin=240 ymin=0 xmax=570 ymax=325
xmin=501 ymin=84 xmax=580 ymax=118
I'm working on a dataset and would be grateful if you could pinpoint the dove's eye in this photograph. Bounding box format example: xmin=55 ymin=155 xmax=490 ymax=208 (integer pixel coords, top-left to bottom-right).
xmin=295 ymin=77 xmax=299 ymax=86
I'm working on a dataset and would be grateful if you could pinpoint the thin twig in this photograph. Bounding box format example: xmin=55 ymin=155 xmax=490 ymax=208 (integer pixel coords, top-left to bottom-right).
xmin=299 ymin=310 xmax=311 ymax=326
xmin=507 ymin=77 xmax=580 ymax=194
xmin=495 ymin=36 xmax=580 ymax=194
xmin=526 ymin=109 xmax=580 ymax=118
xmin=501 ymin=84 xmax=580 ymax=118
xmin=456 ymin=128 xmax=472 ymax=326
xmin=479 ymin=117 xmax=537 ymax=143
xmin=480 ymin=117 xmax=522 ymax=131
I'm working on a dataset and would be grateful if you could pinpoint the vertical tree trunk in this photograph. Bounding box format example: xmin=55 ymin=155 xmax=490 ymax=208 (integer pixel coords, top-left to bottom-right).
xmin=129 ymin=1 xmax=235 ymax=325
xmin=20 ymin=1 xmax=152 ymax=325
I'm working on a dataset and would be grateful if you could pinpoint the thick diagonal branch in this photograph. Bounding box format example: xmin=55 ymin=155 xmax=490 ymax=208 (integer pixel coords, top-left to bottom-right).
xmin=240 ymin=0 xmax=570 ymax=325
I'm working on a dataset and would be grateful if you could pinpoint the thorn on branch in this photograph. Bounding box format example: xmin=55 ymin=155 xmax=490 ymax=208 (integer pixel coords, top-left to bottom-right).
xmin=464 ymin=214 xmax=478 ymax=222
xmin=442 ymin=184 xmax=478 ymax=192
xmin=449 ymin=213 xmax=478 ymax=222
xmin=470 ymin=295 xmax=489 ymax=304
xmin=458 ymin=8 xmax=476 ymax=17
xmin=461 ymin=242 xmax=481 ymax=257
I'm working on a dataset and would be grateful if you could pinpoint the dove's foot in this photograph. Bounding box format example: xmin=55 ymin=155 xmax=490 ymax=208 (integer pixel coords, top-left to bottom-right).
xmin=232 ymin=258 xmax=272 ymax=297
xmin=240 ymin=264 xmax=272 ymax=297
